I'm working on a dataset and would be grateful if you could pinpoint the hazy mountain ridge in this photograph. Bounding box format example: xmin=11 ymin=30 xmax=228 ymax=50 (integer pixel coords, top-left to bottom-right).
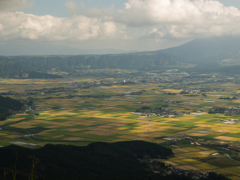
xmin=0 ymin=42 xmax=137 ymax=56
xmin=1 ymin=36 xmax=240 ymax=76
xmin=0 ymin=58 xmax=63 ymax=79
xmin=0 ymin=53 xmax=183 ymax=75
xmin=151 ymin=36 xmax=240 ymax=64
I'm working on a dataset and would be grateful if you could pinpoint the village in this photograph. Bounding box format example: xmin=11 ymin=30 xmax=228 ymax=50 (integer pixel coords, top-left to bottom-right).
xmin=140 ymin=158 xmax=216 ymax=180
xmin=135 ymin=106 xmax=183 ymax=117
xmin=209 ymin=107 xmax=240 ymax=116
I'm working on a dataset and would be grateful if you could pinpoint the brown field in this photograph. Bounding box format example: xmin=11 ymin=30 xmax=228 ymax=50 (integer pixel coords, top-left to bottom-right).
xmin=2 ymin=78 xmax=240 ymax=179
xmin=64 ymin=137 xmax=85 ymax=141
xmin=215 ymin=136 xmax=237 ymax=141
xmin=177 ymin=165 xmax=199 ymax=171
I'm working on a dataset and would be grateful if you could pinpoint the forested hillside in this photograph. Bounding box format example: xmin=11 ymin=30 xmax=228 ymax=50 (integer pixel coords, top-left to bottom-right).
xmin=0 ymin=53 xmax=182 ymax=73
xmin=0 ymin=59 xmax=30 ymax=76
xmin=0 ymin=141 xmax=228 ymax=180
xmin=0 ymin=95 xmax=23 ymax=120
xmin=0 ymin=58 xmax=63 ymax=78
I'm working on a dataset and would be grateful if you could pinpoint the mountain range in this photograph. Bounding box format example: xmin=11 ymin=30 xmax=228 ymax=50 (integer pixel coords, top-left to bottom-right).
xmin=1 ymin=36 xmax=240 ymax=77
xmin=151 ymin=36 xmax=240 ymax=65
xmin=0 ymin=42 xmax=137 ymax=56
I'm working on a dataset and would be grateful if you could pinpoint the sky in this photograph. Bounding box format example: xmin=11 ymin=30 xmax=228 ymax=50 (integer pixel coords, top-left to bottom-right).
xmin=1 ymin=0 xmax=240 ymax=55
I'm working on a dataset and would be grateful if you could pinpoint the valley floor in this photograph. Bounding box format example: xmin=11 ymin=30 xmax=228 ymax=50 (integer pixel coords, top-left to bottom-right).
xmin=1 ymin=71 xmax=240 ymax=179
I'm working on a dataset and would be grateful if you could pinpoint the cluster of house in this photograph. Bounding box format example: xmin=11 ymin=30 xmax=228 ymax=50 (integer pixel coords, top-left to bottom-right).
xmin=140 ymin=158 xmax=216 ymax=179
xmin=163 ymin=137 xmax=184 ymax=141
xmin=26 ymin=87 xmax=78 ymax=95
xmin=1 ymin=87 xmax=79 ymax=97
xmin=157 ymin=100 xmax=180 ymax=104
xmin=136 ymin=108 xmax=183 ymax=117
xmin=64 ymin=80 xmax=137 ymax=89
xmin=64 ymin=72 xmax=240 ymax=88
xmin=178 ymin=87 xmax=229 ymax=93
xmin=218 ymin=119 xmax=239 ymax=124
xmin=0 ymin=91 xmax=14 ymax=95
xmin=69 ymin=69 xmax=134 ymax=78
xmin=39 ymin=90 xmax=145 ymax=100
xmin=210 ymin=107 xmax=240 ymax=116
xmin=136 ymin=102 xmax=149 ymax=104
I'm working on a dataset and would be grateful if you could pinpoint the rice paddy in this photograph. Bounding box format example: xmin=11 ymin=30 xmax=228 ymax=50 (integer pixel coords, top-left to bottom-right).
xmin=1 ymin=78 xmax=240 ymax=179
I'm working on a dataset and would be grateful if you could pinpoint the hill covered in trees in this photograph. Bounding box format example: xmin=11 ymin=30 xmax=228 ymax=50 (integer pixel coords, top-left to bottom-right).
xmin=0 ymin=58 xmax=63 ymax=79
xmin=2 ymin=36 xmax=240 ymax=75
xmin=0 ymin=95 xmax=23 ymax=120
xmin=0 ymin=53 xmax=183 ymax=74
xmin=0 ymin=141 xmax=228 ymax=180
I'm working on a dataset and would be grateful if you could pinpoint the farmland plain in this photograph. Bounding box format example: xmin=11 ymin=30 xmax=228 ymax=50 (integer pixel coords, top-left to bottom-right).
xmin=1 ymin=73 xmax=240 ymax=179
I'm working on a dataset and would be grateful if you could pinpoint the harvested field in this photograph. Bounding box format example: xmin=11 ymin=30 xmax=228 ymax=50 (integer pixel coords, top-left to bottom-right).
xmin=215 ymin=136 xmax=236 ymax=141
xmin=163 ymin=161 xmax=179 ymax=166
xmin=53 ymin=135 xmax=65 ymax=138
xmin=177 ymin=165 xmax=199 ymax=171
xmin=64 ymin=137 xmax=85 ymax=141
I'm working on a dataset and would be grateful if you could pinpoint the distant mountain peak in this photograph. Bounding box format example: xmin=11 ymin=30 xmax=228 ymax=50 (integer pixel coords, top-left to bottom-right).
xmin=150 ymin=36 xmax=240 ymax=64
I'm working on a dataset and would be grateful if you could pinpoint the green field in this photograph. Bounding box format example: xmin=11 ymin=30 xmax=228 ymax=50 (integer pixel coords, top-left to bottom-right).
xmin=1 ymin=76 xmax=240 ymax=179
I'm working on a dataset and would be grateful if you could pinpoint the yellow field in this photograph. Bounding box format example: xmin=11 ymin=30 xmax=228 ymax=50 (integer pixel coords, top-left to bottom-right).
xmin=1 ymin=78 xmax=240 ymax=179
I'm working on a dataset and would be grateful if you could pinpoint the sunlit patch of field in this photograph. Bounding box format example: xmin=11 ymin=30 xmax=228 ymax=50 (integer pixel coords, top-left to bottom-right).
xmin=227 ymin=176 xmax=240 ymax=180
xmin=192 ymin=163 xmax=218 ymax=170
xmin=84 ymin=131 xmax=116 ymax=136
xmin=177 ymin=165 xmax=199 ymax=171
xmin=10 ymin=123 xmax=34 ymax=129
xmin=6 ymin=118 xmax=26 ymax=122
xmin=2 ymin=77 xmax=240 ymax=178
xmin=64 ymin=137 xmax=85 ymax=141
xmin=198 ymin=147 xmax=209 ymax=151
xmin=52 ymin=135 xmax=65 ymax=138
xmin=180 ymin=151 xmax=216 ymax=158
xmin=162 ymin=89 xmax=182 ymax=93
xmin=174 ymin=154 xmax=186 ymax=159
xmin=171 ymin=158 xmax=200 ymax=165
xmin=181 ymin=147 xmax=202 ymax=152
xmin=215 ymin=136 xmax=238 ymax=141
xmin=163 ymin=160 xmax=178 ymax=166
xmin=223 ymin=167 xmax=240 ymax=177
xmin=5 ymin=135 xmax=21 ymax=139
xmin=172 ymin=148 xmax=189 ymax=153
xmin=217 ymin=168 xmax=235 ymax=176
xmin=64 ymin=128 xmax=82 ymax=131
xmin=187 ymin=133 xmax=208 ymax=136
xmin=214 ymin=129 xmax=231 ymax=133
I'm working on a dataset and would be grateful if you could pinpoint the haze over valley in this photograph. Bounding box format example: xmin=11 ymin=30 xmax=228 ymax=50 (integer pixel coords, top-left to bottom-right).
xmin=1 ymin=0 xmax=240 ymax=180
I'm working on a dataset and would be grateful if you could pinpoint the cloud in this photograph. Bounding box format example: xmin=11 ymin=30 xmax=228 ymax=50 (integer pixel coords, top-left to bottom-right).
xmin=0 ymin=0 xmax=32 ymax=11
xmin=64 ymin=0 xmax=240 ymax=40
xmin=65 ymin=1 xmax=78 ymax=14
xmin=0 ymin=11 xmax=124 ymax=41
xmin=1 ymin=0 xmax=240 ymax=49
xmin=118 ymin=0 xmax=240 ymax=25
xmin=115 ymin=0 xmax=240 ymax=38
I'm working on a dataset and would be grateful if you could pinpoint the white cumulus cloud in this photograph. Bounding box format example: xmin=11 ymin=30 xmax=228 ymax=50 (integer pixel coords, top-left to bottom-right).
xmin=65 ymin=1 xmax=79 ymax=14
xmin=1 ymin=0 xmax=240 ymax=50
xmin=0 ymin=11 xmax=124 ymax=41
xmin=116 ymin=0 xmax=240 ymax=38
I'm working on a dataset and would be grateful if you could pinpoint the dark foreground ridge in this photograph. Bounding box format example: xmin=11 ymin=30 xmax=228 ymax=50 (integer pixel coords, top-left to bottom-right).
xmin=0 ymin=141 xmax=229 ymax=180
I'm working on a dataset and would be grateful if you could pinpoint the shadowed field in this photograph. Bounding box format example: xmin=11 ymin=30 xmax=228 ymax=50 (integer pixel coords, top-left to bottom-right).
xmin=1 ymin=78 xmax=240 ymax=179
